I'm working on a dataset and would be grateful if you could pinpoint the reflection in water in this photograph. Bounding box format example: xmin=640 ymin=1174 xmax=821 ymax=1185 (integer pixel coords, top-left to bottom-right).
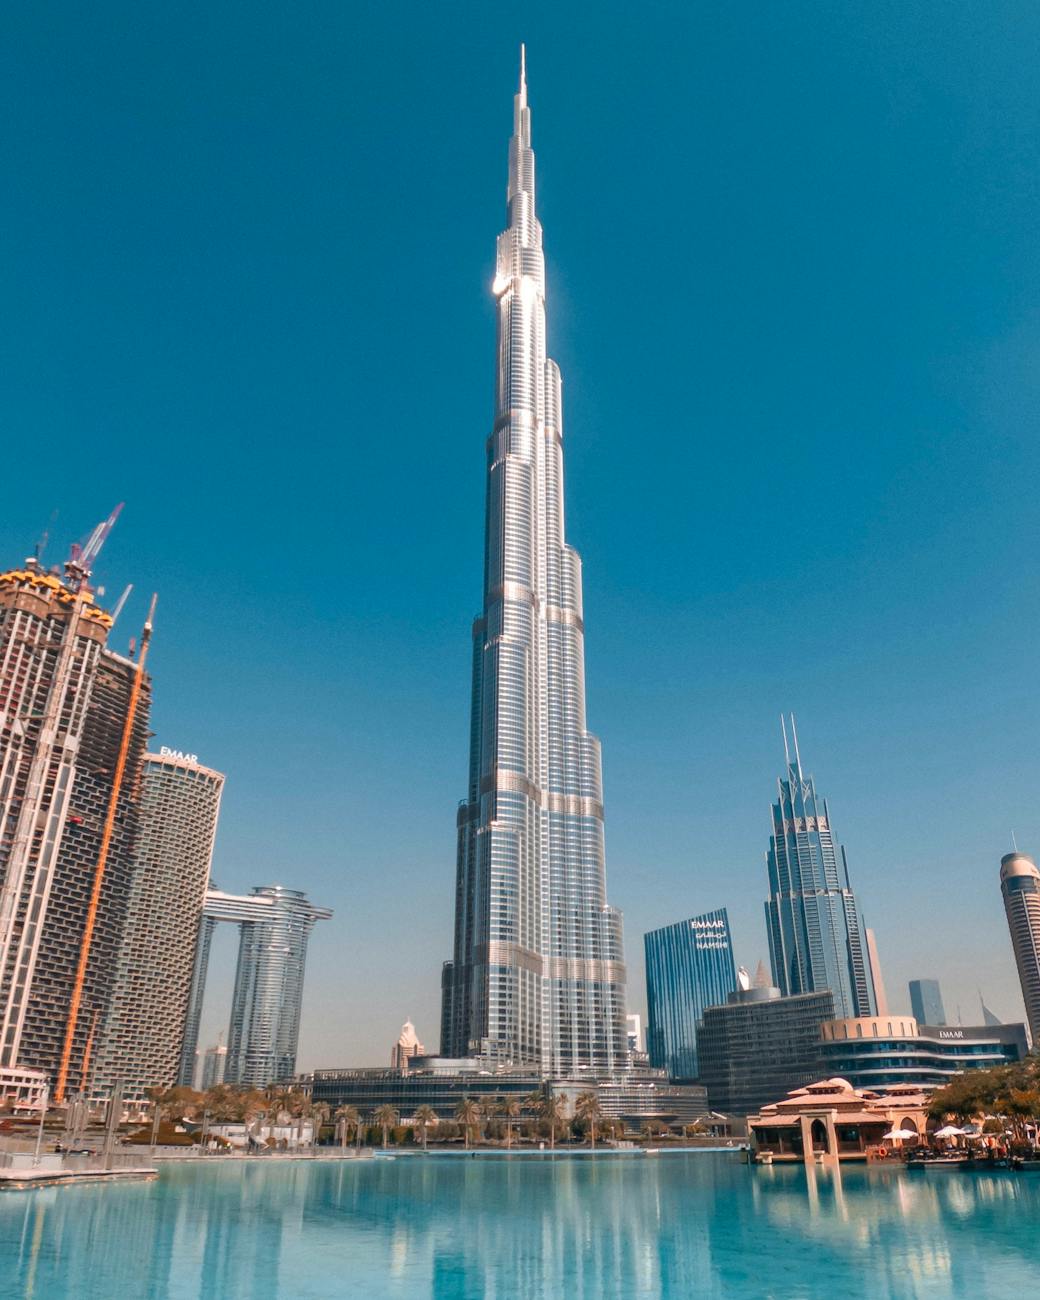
xmin=1 ymin=1155 xmax=1039 ymax=1299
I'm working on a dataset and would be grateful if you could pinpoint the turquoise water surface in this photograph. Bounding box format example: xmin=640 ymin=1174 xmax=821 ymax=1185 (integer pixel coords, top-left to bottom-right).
xmin=2 ymin=1153 xmax=1038 ymax=1298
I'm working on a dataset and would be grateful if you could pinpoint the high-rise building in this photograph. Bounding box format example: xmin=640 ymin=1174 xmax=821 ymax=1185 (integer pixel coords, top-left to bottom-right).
xmin=181 ymin=886 xmax=332 ymax=1088
xmin=0 ymin=549 xmax=152 ymax=1089
xmin=91 ymin=750 xmax=224 ymax=1104
xmin=908 ymin=978 xmax=946 ymax=1027
xmin=696 ymin=986 xmax=836 ymax=1117
xmin=1000 ymin=851 xmax=1040 ymax=1044
xmin=391 ymin=1020 xmax=424 ymax=1072
xmin=440 ymin=51 xmax=627 ymax=1075
xmin=201 ymin=1042 xmax=227 ymax=1090
xmin=625 ymin=1014 xmax=643 ymax=1055
xmin=865 ymin=928 xmax=889 ymax=1015
xmin=764 ymin=717 xmax=875 ymax=1020
xmin=22 ymin=648 xmax=152 ymax=1093
xmin=644 ymin=911 xmax=737 ymax=1082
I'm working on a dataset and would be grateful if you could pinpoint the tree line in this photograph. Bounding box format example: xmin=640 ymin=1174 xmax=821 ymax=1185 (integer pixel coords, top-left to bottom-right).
xmin=928 ymin=1052 xmax=1040 ymax=1146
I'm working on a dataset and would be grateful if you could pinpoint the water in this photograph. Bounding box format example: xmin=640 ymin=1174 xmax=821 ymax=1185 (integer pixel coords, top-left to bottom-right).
xmin=2 ymin=1153 xmax=1038 ymax=1299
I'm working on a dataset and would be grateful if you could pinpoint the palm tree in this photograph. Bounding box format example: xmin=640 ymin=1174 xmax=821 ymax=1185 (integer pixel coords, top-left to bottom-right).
xmin=334 ymin=1105 xmax=360 ymax=1149
xmin=310 ymin=1102 xmax=330 ymax=1148
xmin=374 ymin=1104 xmax=399 ymax=1149
xmin=523 ymin=1091 xmax=545 ymax=1143
xmin=500 ymin=1096 xmax=521 ymax=1149
xmin=413 ymin=1105 xmax=437 ymax=1151
xmin=455 ymin=1097 xmax=482 ymax=1149
xmin=542 ymin=1094 xmax=568 ymax=1151
xmin=575 ymin=1092 xmax=603 ymax=1150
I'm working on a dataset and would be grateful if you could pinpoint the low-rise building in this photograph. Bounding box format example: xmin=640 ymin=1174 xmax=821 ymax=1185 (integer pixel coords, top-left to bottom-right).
xmin=310 ymin=1059 xmax=709 ymax=1135
xmin=748 ymin=1078 xmax=931 ymax=1162
xmin=819 ymin=1016 xmax=1027 ymax=1089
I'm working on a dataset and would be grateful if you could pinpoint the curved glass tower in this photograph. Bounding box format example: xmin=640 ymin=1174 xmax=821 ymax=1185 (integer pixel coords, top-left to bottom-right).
xmin=440 ymin=51 xmax=628 ymax=1075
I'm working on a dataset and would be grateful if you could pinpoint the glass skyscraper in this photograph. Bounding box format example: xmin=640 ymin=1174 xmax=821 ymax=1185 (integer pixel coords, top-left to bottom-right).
xmin=92 ymin=750 xmax=224 ymax=1104
xmin=440 ymin=51 xmax=628 ymax=1075
xmin=764 ymin=717 xmax=876 ymax=1021
xmin=1000 ymin=852 xmax=1040 ymax=1045
xmin=180 ymin=885 xmax=331 ymax=1088
xmin=908 ymin=977 xmax=946 ymax=1026
xmin=644 ymin=910 xmax=737 ymax=1081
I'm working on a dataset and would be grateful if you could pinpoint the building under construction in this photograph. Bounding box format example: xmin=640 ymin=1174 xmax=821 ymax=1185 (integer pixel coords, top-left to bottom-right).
xmin=0 ymin=513 xmax=155 ymax=1099
xmin=19 ymin=648 xmax=151 ymax=1092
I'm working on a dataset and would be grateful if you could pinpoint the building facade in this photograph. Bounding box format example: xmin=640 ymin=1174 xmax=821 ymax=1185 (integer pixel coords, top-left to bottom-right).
xmin=748 ymin=1078 xmax=932 ymax=1163
xmin=696 ymin=986 xmax=836 ymax=1117
xmin=201 ymin=1043 xmax=227 ymax=1090
xmin=865 ymin=928 xmax=889 ymax=1015
xmin=91 ymin=750 xmax=224 ymax=1103
xmin=310 ymin=1061 xmax=708 ymax=1135
xmin=818 ymin=1015 xmax=1026 ymax=1089
xmin=764 ymin=717 xmax=875 ymax=1020
xmin=644 ymin=910 xmax=736 ymax=1081
xmin=24 ymin=648 xmax=152 ymax=1093
xmin=180 ymin=886 xmax=332 ymax=1088
xmin=0 ymin=553 xmax=157 ymax=1091
xmin=391 ymin=1020 xmax=424 ymax=1072
xmin=440 ymin=51 xmax=628 ymax=1076
xmin=908 ymin=978 xmax=946 ymax=1027
xmin=1000 ymin=852 xmax=1040 ymax=1044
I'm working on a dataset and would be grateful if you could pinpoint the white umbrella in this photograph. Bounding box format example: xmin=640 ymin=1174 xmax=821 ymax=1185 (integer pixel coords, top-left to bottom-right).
xmin=882 ymin=1129 xmax=918 ymax=1141
xmin=933 ymin=1126 xmax=963 ymax=1138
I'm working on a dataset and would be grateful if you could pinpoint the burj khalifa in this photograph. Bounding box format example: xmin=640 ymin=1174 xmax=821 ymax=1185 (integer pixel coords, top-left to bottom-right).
xmin=440 ymin=51 xmax=628 ymax=1076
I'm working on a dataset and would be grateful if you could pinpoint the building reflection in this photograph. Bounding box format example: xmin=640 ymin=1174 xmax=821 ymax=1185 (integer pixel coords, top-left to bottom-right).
xmin=2 ymin=1156 xmax=1039 ymax=1298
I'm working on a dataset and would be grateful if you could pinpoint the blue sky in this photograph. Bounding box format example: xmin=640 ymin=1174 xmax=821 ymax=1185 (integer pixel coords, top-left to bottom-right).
xmin=3 ymin=2 xmax=1039 ymax=1065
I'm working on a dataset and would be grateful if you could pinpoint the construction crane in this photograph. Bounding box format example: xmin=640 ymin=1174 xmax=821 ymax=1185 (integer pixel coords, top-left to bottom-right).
xmin=55 ymin=592 xmax=157 ymax=1104
xmin=0 ymin=507 xmax=126 ymax=1002
xmin=65 ymin=503 xmax=124 ymax=591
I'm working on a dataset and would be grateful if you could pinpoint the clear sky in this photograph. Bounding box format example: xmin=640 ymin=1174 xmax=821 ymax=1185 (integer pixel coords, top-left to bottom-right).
xmin=4 ymin=2 xmax=1039 ymax=1066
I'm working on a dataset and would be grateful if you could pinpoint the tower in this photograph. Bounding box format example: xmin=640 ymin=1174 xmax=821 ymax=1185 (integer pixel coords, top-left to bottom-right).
xmin=908 ymin=977 xmax=946 ymax=1027
xmin=0 ymin=530 xmax=149 ymax=1084
xmin=180 ymin=885 xmax=332 ymax=1088
xmin=1000 ymin=852 xmax=1040 ymax=1044
xmin=440 ymin=50 xmax=628 ymax=1075
xmin=91 ymin=749 xmax=224 ymax=1104
xmin=763 ymin=716 xmax=876 ymax=1020
xmin=24 ymin=647 xmax=152 ymax=1091
xmin=644 ymin=910 xmax=737 ymax=1081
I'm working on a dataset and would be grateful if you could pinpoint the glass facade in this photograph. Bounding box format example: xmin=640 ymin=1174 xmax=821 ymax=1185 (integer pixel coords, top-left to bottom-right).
xmin=819 ymin=1017 xmax=1027 ymax=1089
xmin=1000 ymin=853 xmax=1040 ymax=1045
xmin=644 ymin=911 xmax=736 ymax=1081
xmin=180 ymin=886 xmax=332 ymax=1088
xmin=908 ymin=978 xmax=946 ymax=1027
xmin=696 ymin=988 xmax=836 ymax=1117
xmin=441 ymin=53 xmax=627 ymax=1075
xmin=310 ymin=1066 xmax=708 ymax=1134
xmin=764 ymin=718 xmax=875 ymax=1020
xmin=92 ymin=751 xmax=224 ymax=1105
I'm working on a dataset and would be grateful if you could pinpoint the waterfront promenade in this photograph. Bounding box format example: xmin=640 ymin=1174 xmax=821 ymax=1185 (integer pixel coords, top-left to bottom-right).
xmin=2 ymin=1151 xmax=1038 ymax=1298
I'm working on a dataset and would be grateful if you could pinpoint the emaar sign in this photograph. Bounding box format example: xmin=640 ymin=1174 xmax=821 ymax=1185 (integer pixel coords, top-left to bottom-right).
xmin=160 ymin=746 xmax=198 ymax=763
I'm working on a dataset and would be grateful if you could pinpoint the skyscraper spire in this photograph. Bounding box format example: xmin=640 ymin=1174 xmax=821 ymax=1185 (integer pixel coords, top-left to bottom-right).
xmin=764 ymin=724 xmax=876 ymax=1020
xmin=789 ymin=713 xmax=803 ymax=779
xmin=441 ymin=54 xmax=628 ymax=1076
